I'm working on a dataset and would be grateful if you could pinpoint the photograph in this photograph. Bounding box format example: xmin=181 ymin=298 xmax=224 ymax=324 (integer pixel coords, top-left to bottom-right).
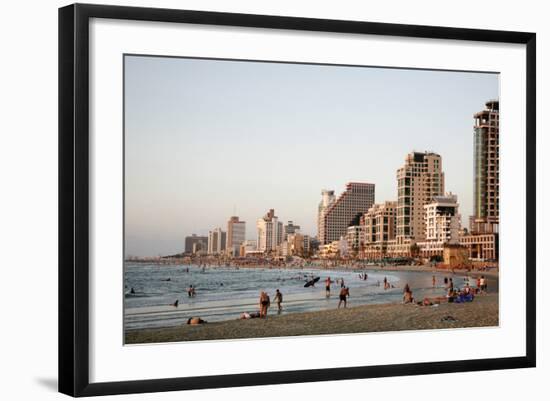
xmin=123 ymin=55 xmax=500 ymax=344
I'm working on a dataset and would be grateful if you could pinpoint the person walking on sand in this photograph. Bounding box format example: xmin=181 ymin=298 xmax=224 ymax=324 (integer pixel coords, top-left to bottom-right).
xmin=259 ymin=291 xmax=270 ymax=318
xmin=274 ymin=289 xmax=283 ymax=313
xmin=325 ymin=277 xmax=332 ymax=297
xmin=338 ymin=286 xmax=350 ymax=309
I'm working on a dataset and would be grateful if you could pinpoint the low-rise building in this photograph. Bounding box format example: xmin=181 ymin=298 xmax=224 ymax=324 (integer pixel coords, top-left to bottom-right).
xmin=459 ymin=233 xmax=498 ymax=261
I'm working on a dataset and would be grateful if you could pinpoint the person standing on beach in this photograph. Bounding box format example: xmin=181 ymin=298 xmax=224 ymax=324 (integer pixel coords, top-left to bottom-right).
xmin=259 ymin=291 xmax=270 ymax=318
xmin=480 ymin=276 xmax=487 ymax=293
xmin=274 ymin=289 xmax=283 ymax=313
xmin=325 ymin=277 xmax=332 ymax=297
xmin=338 ymin=287 xmax=350 ymax=308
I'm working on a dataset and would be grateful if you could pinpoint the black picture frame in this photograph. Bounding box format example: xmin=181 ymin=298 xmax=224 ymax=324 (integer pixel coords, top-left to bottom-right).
xmin=59 ymin=3 xmax=536 ymax=397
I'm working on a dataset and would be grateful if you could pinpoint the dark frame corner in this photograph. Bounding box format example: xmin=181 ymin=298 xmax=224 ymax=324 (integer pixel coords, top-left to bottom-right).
xmin=59 ymin=3 xmax=536 ymax=397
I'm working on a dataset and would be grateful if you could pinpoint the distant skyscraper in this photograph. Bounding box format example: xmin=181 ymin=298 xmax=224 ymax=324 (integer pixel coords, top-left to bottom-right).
xmin=396 ymin=151 xmax=445 ymax=243
xmin=185 ymin=234 xmax=208 ymax=254
xmin=257 ymin=209 xmax=283 ymax=253
xmin=207 ymin=228 xmax=226 ymax=255
xmin=471 ymin=100 xmax=499 ymax=234
xmin=318 ymin=182 xmax=375 ymax=245
xmin=284 ymin=221 xmax=300 ymax=239
xmin=226 ymin=216 xmax=246 ymax=256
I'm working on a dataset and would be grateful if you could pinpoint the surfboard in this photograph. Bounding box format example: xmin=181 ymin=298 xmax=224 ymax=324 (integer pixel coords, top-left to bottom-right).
xmin=304 ymin=276 xmax=320 ymax=287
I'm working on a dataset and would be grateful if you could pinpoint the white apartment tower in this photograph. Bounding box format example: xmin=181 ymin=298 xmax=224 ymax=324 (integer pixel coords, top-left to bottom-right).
xmin=256 ymin=209 xmax=283 ymax=253
xmin=207 ymin=228 xmax=227 ymax=255
xmin=424 ymin=194 xmax=461 ymax=244
xmin=418 ymin=193 xmax=461 ymax=257
xmin=396 ymin=152 xmax=445 ymax=243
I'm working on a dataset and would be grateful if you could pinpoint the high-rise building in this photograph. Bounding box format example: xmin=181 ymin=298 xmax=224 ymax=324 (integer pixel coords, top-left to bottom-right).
xmin=318 ymin=182 xmax=375 ymax=245
xmin=207 ymin=228 xmax=226 ymax=255
xmin=460 ymin=100 xmax=500 ymax=262
xmin=471 ymin=100 xmax=499 ymax=234
xmin=396 ymin=151 xmax=445 ymax=243
xmin=184 ymin=234 xmax=208 ymax=254
xmin=361 ymin=201 xmax=397 ymax=259
xmin=256 ymin=209 xmax=283 ymax=253
xmin=226 ymin=216 xmax=246 ymax=256
xmin=318 ymin=190 xmax=336 ymax=240
xmin=418 ymin=194 xmax=461 ymax=258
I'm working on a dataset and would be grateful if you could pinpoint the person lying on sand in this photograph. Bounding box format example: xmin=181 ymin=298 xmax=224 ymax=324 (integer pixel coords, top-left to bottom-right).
xmin=240 ymin=311 xmax=261 ymax=319
xmin=186 ymin=317 xmax=206 ymax=325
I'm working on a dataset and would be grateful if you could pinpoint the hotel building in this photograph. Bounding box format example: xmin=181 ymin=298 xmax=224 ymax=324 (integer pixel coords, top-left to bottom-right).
xmin=361 ymin=201 xmax=397 ymax=259
xmin=317 ymin=190 xmax=336 ymax=240
xmin=256 ymin=209 xmax=283 ymax=253
xmin=461 ymin=100 xmax=500 ymax=261
xmin=318 ymin=182 xmax=375 ymax=245
xmin=207 ymin=228 xmax=226 ymax=255
xmin=417 ymin=194 xmax=461 ymax=258
xmin=226 ymin=216 xmax=246 ymax=257
xmin=392 ymin=151 xmax=445 ymax=256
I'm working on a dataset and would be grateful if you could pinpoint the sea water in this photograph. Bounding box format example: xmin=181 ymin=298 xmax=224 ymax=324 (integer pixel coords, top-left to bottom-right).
xmin=124 ymin=263 xmax=496 ymax=330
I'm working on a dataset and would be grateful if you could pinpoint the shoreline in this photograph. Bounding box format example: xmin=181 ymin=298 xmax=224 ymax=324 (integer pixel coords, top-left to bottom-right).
xmin=125 ymin=293 xmax=498 ymax=344
xmin=127 ymin=261 xmax=500 ymax=278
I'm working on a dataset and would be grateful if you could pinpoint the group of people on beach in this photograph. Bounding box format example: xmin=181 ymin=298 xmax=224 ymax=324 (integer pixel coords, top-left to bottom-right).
xmin=402 ymin=274 xmax=489 ymax=306
xmin=323 ymin=276 xmax=350 ymax=308
xmin=241 ymin=289 xmax=283 ymax=320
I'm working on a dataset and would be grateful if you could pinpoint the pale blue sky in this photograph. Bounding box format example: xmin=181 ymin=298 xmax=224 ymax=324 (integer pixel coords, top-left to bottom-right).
xmin=124 ymin=55 xmax=498 ymax=257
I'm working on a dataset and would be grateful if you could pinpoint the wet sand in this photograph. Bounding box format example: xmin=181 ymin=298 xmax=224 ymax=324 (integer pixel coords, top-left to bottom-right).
xmin=125 ymin=293 xmax=498 ymax=344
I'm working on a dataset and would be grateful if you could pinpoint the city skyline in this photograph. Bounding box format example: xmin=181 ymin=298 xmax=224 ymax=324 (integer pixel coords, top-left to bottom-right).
xmin=125 ymin=55 xmax=499 ymax=257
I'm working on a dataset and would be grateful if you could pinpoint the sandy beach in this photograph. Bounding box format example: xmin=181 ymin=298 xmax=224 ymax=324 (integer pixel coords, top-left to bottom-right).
xmin=125 ymin=293 xmax=498 ymax=344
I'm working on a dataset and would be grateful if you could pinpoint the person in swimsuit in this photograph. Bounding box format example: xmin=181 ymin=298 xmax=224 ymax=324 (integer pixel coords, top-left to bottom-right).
xmin=403 ymin=289 xmax=414 ymax=304
xmin=325 ymin=277 xmax=332 ymax=297
xmin=259 ymin=291 xmax=270 ymax=318
xmin=274 ymin=289 xmax=283 ymax=313
xmin=338 ymin=287 xmax=350 ymax=308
